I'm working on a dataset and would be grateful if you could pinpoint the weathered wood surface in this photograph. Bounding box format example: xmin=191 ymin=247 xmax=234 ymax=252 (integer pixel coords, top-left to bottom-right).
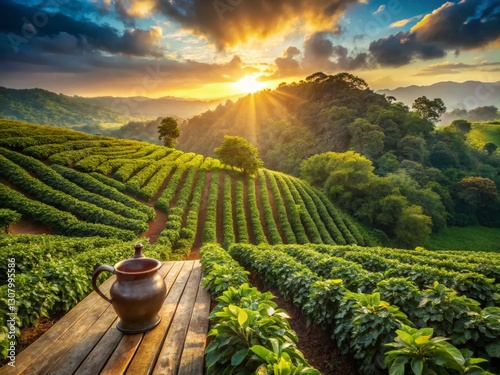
xmin=1 ymin=261 xmax=210 ymax=375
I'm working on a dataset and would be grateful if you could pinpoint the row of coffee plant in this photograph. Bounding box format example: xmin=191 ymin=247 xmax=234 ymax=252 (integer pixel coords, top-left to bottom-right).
xmin=229 ymin=244 xmax=499 ymax=374
xmin=24 ymin=139 xmax=125 ymax=159
xmin=0 ymin=148 xmax=150 ymax=222
xmin=48 ymin=144 xmax=144 ymax=165
xmin=333 ymin=245 xmax=500 ymax=281
xmin=256 ymin=170 xmax=282 ymax=244
xmin=0 ymin=153 xmax=147 ymax=234
xmin=308 ymin=245 xmax=499 ymax=304
xmin=199 ymin=243 xmax=320 ymax=374
xmin=203 ymin=171 xmax=220 ymax=243
xmin=124 ymin=150 xmax=178 ymax=195
xmin=52 ymin=165 xmax=154 ymax=220
xmin=0 ymin=120 xmax=101 ymax=144
xmin=0 ymin=184 xmax=135 ymax=240
xmin=157 ymin=161 xmax=204 ymax=254
xmin=0 ymin=234 xmax=171 ymax=360
xmin=246 ymin=175 xmax=268 ymax=244
xmin=155 ymin=153 xmax=202 ymax=210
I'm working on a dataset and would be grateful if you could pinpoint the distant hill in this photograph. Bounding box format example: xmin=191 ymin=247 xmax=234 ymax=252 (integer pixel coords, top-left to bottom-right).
xmin=0 ymin=87 xmax=134 ymax=128
xmin=0 ymin=87 xmax=227 ymax=129
xmin=74 ymin=95 xmax=226 ymax=119
xmin=378 ymin=81 xmax=500 ymax=111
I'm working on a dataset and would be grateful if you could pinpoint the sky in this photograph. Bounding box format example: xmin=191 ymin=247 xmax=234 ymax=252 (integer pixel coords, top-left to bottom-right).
xmin=0 ymin=0 xmax=499 ymax=99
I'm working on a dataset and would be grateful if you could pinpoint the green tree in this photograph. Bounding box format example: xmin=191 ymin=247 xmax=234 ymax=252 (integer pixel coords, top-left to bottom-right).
xmin=348 ymin=118 xmax=385 ymax=159
xmin=403 ymin=112 xmax=434 ymax=137
xmin=394 ymin=205 xmax=432 ymax=248
xmin=376 ymin=152 xmax=400 ymax=176
xmin=300 ymin=151 xmax=375 ymax=210
xmin=451 ymin=119 xmax=472 ymax=134
xmin=484 ymin=142 xmax=498 ymax=155
xmin=215 ymin=136 xmax=263 ymax=175
xmin=456 ymin=176 xmax=499 ymax=226
xmin=412 ymin=96 xmax=446 ymax=123
xmin=397 ymin=135 xmax=428 ymax=163
xmin=158 ymin=117 xmax=181 ymax=148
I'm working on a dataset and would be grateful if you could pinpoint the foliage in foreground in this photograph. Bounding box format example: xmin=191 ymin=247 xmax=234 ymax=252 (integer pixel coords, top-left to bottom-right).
xmin=229 ymin=243 xmax=500 ymax=374
xmin=200 ymin=243 xmax=319 ymax=375
xmin=385 ymin=325 xmax=492 ymax=375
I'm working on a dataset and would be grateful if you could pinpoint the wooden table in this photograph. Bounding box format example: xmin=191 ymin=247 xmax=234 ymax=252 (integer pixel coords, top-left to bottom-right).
xmin=2 ymin=261 xmax=211 ymax=375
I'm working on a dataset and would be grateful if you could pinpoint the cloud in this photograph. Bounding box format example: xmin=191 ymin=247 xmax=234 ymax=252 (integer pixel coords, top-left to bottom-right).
xmin=0 ymin=13 xmax=258 ymax=95
xmin=1 ymin=0 xmax=164 ymax=57
xmin=414 ymin=61 xmax=500 ymax=76
xmin=114 ymin=0 xmax=157 ymax=25
xmin=370 ymin=0 xmax=500 ymax=66
xmin=303 ymin=32 xmax=335 ymax=68
xmin=154 ymin=0 xmax=359 ymax=49
xmin=411 ymin=0 xmax=500 ymax=49
xmin=389 ymin=15 xmax=424 ymax=28
xmin=373 ymin=5 xmax=385 ymax=15
xmin=369 ymin=32 xmax=445 ymax=67
xmin=303 ymin=32 xmax=370 ymax=71
xmin=272 ymin=46 xmax=302 ymax=78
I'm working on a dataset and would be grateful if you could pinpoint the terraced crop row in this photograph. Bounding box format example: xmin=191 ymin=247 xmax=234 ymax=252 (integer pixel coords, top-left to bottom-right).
xmin=229 ymin=243 xmax=500 ymax=374
xmin=0 ymin=154 xmax=147 ymax=233
xmin=0 ymin=120 xmax=370 ymax=249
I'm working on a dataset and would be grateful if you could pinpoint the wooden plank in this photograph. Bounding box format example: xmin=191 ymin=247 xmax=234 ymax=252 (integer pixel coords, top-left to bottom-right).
xmin=99 ymin=334 xmax=143 ymax=375
xmin=21 ymin=297 xmax=111 ymax=375
xmin=157 ymin=262 xmax=175 ymax=279
xmin=125 ymin=261 xmax=193 ymax=375
xmin=178 ymin=264 xmax=211 ymax=375
xmin=73 ymin=320 xmax=122 ymax=375
xmin=1 ymin=275 xmax=116 ymax=375
xmin=48 ymin=304 xmax=117 ymax=375
xmin=152 ymin=261 xmax=202 ymax=375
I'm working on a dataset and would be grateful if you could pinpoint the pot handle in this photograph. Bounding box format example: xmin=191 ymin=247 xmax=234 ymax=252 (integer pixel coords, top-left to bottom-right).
xmin=92 ymin=265 xmax=115 ymax=303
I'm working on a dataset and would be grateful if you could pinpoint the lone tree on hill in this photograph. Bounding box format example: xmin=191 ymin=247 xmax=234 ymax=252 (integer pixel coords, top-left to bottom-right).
xmin=451 ymin=119 xmax=472 ymax=134
xmin=412 ymin=96 xmax=446 ymax=123
xmin=215 ymin=136 xmax=263 ymax=175
xmin=158 ymin=117 xmax=180 ymax=148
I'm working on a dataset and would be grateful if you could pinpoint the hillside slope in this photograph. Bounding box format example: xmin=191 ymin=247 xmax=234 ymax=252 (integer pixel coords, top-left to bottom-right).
xmin=0 ymin=119 xmax=370 ymax=252
xmin=467 ymin=122 xmax=500 ymax=150
xmin=0 ymin=87 xmax=134 ymax=127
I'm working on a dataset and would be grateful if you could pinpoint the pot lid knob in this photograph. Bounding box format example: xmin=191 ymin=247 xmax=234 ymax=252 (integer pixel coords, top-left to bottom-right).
xmin=133 ymin=243 xmax=145 ymax=258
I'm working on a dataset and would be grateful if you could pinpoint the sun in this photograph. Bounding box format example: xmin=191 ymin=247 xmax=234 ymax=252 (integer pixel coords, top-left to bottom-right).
xmin=233 ymin=75 xmax=266 ymax=94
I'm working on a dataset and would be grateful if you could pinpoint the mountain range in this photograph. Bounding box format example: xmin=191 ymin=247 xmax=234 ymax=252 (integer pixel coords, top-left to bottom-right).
xmin=0 ymin=87 xmax=225 ymax=128
xmin=378 ymin=81 xmax=500 ymax=111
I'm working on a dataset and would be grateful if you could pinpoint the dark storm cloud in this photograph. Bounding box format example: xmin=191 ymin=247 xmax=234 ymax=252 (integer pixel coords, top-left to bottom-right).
xmin=154 ymin=0 xmax=358 ymax=49
xmin=369 ymin=0 xmax=500 ymax=67
xmin=369 ymin=32 xmax=445 ymax=67
xmin=0 ymin=0 xmax=163 ymax=57
xmin=413 ymin=0 xmax=500 ymax=49
xmin=303 ymin=32 xmax=370 ymax=71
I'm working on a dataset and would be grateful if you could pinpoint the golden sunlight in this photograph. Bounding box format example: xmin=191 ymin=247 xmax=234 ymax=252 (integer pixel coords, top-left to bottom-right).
xmin=233 ymin=75 xmax=266 ymax=94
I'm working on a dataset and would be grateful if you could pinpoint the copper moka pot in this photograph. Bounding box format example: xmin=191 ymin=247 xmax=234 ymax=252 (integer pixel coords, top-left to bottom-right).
xmin=91 ymin=244 xmax=166 ymax=334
